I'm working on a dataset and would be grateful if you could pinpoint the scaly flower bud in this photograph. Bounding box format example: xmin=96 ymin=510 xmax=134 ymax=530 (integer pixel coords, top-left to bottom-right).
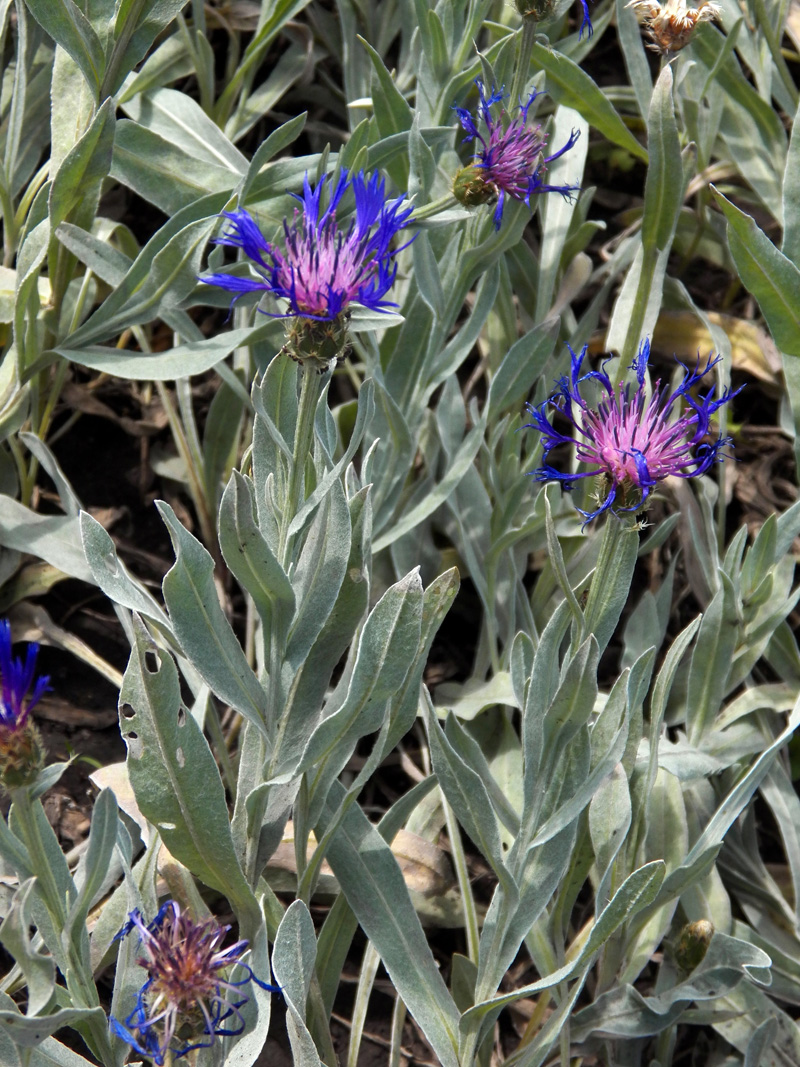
xmin=0 ymin=619 xmax=48 ymax=790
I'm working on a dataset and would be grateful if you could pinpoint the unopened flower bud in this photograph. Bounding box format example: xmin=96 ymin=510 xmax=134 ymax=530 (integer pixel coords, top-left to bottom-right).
xmin=675 ymin=919 xmax=714 ymax=972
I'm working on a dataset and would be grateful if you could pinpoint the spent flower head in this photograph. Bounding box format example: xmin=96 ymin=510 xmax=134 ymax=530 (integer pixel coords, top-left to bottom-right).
xmin=0 ymin=619 xmax=48 ymax=789
xmin=526 ymin=340 xmax=740 ymax=526
xmin=627 ymin=0 xmax=720 ymax=52
xmin=110 ymin=900 xmax=278 ymax=1065
xmin=201 ymin=169 xmax=413 ymax=368
xmin=515 ymin=0 xmax=593 ymax=37
xmin=453 ymin=81 xmax=580 ymax=230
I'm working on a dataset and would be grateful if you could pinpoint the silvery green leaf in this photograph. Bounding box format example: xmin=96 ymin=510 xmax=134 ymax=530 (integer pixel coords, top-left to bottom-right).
xmin=487 ymin=318 xmax=560 ymax=422
xmin=641 ymin=66 xmax=683 ymax=255
xmin=590 ymin=763 xmax=631 ymax=907
xmin=686 ymin=571 xmax=738 ymax=744
xmin=530 ymin=43 xmax=647 ymax=163
xmin=318 ymin=780 xmax=460 ymax=1067
xmin=434 ymin=672 xmax=518 ymax=721
xmin=63 ymin=788 xmax=118 ymax=964
xmin=425 ymin=697 xmax=516 ymax=895
xmin=119 ymin=617 xmax=260 ymax=930
xmin=48 ymin=98 xmax=114 ymax=233
xmin=28 ymin=1036 xmax=99 ymax=1066
xmin=218 ymin=470 xmax=295 ymax=634
xmin=372 ymin=419 xmax=485 ymax=553
xmin=23 ymin=0 xmax=104 ymax=98
xmin=123 ymin=88 xmax=248 ymax=175
xmin=712 ymin=186 xmax=800 ymax=356
xmin=270 ymin=902 xmax=320 ymax=1067
xmin=0 ymin=499 xmax=91 ymax=582
xmin=287 ymin=480 xmax=351 ymax=668
xmin=0 ymin=1006 xmax=109 ymax=1049
xmin=80 ymin=511 xmax=173 ymax=632
xmin=298 ymin=568 xmax=423 ymax=792
xmin=60 ymin=192 xmax=227 ymax=348
xmin=276 ymin=488 xmax=371 ymax=774
xmin=110 ymin=119 xmax=239 ymax=213
xmin=157 ymin=501 xmax=269 ymax=735
xmin=0 ymin=880 xmax=55 ymax=1016
xmin=463 ymin=861 xmax=665 ymax=1037
xmin=103 ymin=0 xmax=190 ymax=98
xmin=288 ymin=378 xmax=375 ymax=538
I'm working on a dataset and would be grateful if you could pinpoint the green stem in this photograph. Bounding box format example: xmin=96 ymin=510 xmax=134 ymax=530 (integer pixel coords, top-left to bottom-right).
xmin=509 ymin=17 xmax=538 ymax=110
xmin=579 ymin=513 xmax=627 ymax=646
xmin=277 ymin=364 xmax=323 ymax=569
xmin=619 ymin=243 xmax=658 ymax=370
xmin=410 ymin=193 xmax=459 ymax=223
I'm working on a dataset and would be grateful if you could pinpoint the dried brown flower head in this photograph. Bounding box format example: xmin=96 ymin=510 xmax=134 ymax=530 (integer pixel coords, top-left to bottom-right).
xmin=627 ymin=0 xmax=720 ymax=52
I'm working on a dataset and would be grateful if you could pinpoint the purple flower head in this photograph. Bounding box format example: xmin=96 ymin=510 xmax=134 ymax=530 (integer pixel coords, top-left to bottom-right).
xmin=526 ymin=340 xmax=741 ymax=526
xmin=110 ymin=901 xmax=279 ymax=1065
xmin=200 ymin=169 xmax=413 ymax=322
xmin=453 ymin=81 xmax=581 ymax=229
xmin=0 ymin=620 xmax=48 ymax=733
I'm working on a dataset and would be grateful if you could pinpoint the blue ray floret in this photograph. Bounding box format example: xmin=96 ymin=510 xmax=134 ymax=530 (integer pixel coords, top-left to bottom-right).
xmin=200 ymin=169 xmax=413 ymax=321
xmin=0 ymin=619 xmax=49 ymax=732
xmin=526 ymin=339 xmax=740 ymax=526
xmin=110 ymin=901 xmax=279 ymax=1065
xmin=453 ymin=80 xmax=581 ymax=229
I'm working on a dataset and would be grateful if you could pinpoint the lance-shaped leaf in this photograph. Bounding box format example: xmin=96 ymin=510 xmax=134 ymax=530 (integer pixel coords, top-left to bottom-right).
xmin=318 ymin=780 xmax=460 ymax=1067
xmin=157 ymin=502 xmax=269 ymax=735
xmin=712 ymin=187 xmax=800 ymax=357
xmin=271 ymin=902 xmax=321 ymax=1067
xmin=0 ymin=880 xmax=55 ymax=1017
xmin=218 ymin=470 xmax=295 ymax=634
xmin=424 ymin=697 xmax=516 ymax=897
xmin=119 ymin=618 xmax=260 ymax=931
xmin=298 ymin=569 xmax=423 ymax=782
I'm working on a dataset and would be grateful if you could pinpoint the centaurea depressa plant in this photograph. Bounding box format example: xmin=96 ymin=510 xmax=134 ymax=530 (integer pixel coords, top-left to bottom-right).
xmin=453 ymin=81 xmax=581 ymax=229
xmin=0 ymin=618 xmax=48 ymax=788
xmin=527 ymin=339 xmax=739 ymax=524
xmin=110 ymin=901 xmax=277 ymax=1065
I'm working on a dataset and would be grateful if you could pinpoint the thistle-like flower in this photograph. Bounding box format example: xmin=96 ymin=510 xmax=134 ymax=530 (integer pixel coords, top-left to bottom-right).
xmin=453 ymin=81 xmax=580 ymax=230
xmin=200 ymin=169 xmax=412 ymax=368
xmin=0 ymin=619 xmax=48 ymax=789
xmin=526 ymin=340 xmax=739 ymax=525
xmin=110 ymin=901 xmax=278 ymax=1065
xmin=627 ymin=0 xmax=720 ymax=53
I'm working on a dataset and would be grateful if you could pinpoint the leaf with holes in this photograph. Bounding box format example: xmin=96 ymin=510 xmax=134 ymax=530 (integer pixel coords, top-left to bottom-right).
xmin=118 ymin=617 xmax=260 ymax=931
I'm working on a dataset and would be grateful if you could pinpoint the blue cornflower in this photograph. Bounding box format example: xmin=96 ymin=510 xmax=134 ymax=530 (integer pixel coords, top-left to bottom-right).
xmin=0 ymin=619 xmax=48 ymax=732
xmin=110 ymin=901 xmax=278 ymax=1065
xmin=453 ymin=81 xmax=581 ymax=229
xmin=200 ymin=169 xmax=413 ymax=322
xmin=526 ymin=340 xmax=740 ymax=525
